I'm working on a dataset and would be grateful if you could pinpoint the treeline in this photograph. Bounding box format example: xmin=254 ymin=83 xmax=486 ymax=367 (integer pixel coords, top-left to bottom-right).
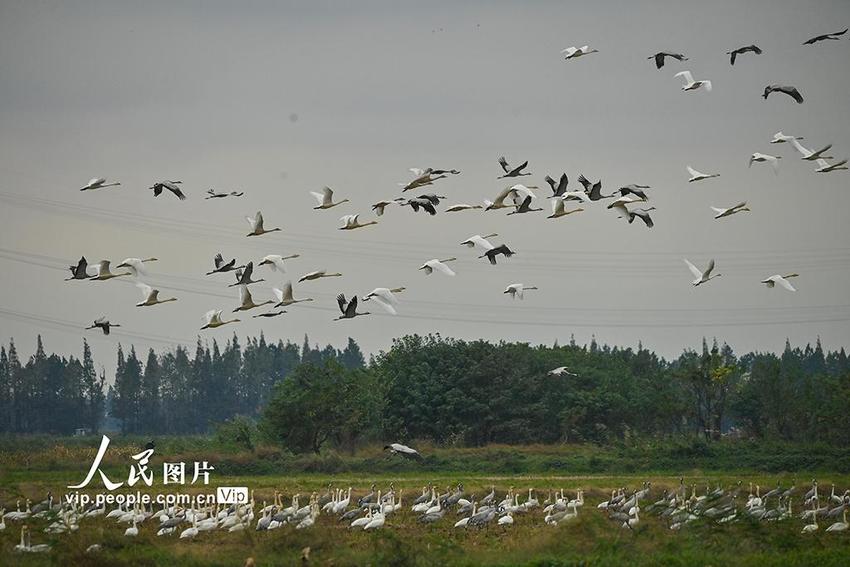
xmin=0 ymin=334 xmax=364 ymax=435
xmin=1 ymin=333 xmax=848 ymax=451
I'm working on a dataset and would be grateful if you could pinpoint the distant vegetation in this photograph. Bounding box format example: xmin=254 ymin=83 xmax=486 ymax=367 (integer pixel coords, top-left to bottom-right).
xmin=1 ymin=333 xmax=848 ymax=461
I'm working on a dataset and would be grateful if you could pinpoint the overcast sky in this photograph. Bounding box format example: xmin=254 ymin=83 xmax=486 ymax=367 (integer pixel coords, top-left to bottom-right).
xmin=1 ymin=0 xmax=849 ymax=373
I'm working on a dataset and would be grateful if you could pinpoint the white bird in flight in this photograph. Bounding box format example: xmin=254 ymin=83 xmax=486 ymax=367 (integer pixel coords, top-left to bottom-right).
xmin=445 ymin=203 xmax=483 ymax=213
xmin=298 ymin=270 xmax=342 ymax=283
xmin=115 ymin=257 xmax=158 ymax=277
xmin=749 ymin=153 xmax=782 ymax=173
xmin=362 ymin=287 xmax=406 ymax=315
xmin=687 ymin=165 xmax=720 ymax=183
xmin=272 ymin=281 xmax=314 ymax=307
xmin=815 ymin=159 xmax=848 ymax=173
xmin=258 ymin=254 xmax=300 ymax=272
xmin=561 ymin=45 xmax=599 ymax=59
xmin=233 ymin=285 xmax=272 ymax=312
xmin=675 ymin=70 xmax=712 ymax=92
xmin=201 ymin=310 xmax=240 ymax=329
xmin=711 ymin=202 xmax=750 ymax=219
xmin=246 ymin=211 xmax=282 ymax=236
xmin=81 ymin=177 xmax=120 ymax=191
xmin=761 ymin=273 xmax=799 ymax=291
xmin=419 ymin=258 xmax=457 ymax=276
xmin=503 ymin=283 xmax=538 ymax=300
xmin=310 ymin=186 xmax=349 ymax=210
xmin=548 ymin=367 xmax=578 ymax=377
xmin=339 ymin=214 xmax=378 ymax=230
xmin=90 ymin=260 xmax=131 ymax=281
xmin=548 ymin=198 xmax=584 ymax=219
xmin=788 ymin=139 xmax=834 ymax=161
xmin=684 ymin=259 xmax=721 ymax=287
xmin=136 ymin=283 xmax=178 ymax=307
xmin=770 ymin=131 xmax=804 ymax=144
xmin=460 ymin=234 xmax=498 ymax=251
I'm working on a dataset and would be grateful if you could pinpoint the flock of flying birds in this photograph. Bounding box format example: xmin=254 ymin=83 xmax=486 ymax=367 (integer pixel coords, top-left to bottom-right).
xmin=68 ymin=27 xmax=848 ymax=343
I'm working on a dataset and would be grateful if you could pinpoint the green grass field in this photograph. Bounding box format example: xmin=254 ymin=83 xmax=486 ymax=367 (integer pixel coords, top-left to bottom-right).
xmin=2 ymin=470 xmax=850 ymax=567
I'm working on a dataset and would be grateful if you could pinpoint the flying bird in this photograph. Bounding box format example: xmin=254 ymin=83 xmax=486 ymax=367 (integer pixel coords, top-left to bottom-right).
xmin=150 ymin=180 xmax=186 ymax=200
xmin=648 ymin=52 xmax=687 ymax=69
xmin=205 ymin=189 xmax=243 ymax=199
xmin=201 ymin=310 xmax=240 ymax=329
xmin=545 ymin=173 xmax=569 ymax=197
xmin=460 ymin=234 xmax=497 ymax=251
xmin=497 ymin=156 xmax=531 ymax=179
xmin=627 ymin=207 xmax=656 ymax=228
xmin=687 ymin=165 xmax=720 ymax=182
xmin=803 ymin=28 xmax=847 ymax=45
xmin=86 ymin=317 xmax=120 ymax=335
xmin=711 ymin=202 xmax=750 ymax=219
xmin=298 ymin=270 xmax=342 ymax=283
xmin=761 ymin=274 xmax=799 ymax=291
xmin=445 ymin=203 xmax=483 ymax=212
xmin=770 ymin=131 xmax=804 ymax=144
xmin=65 ymin=256 xmax=92 ymax=281
xmin=726 ymin=44 xmax=762 ymax=65
xmin=229 ymin=262 xmax=264 ymax=287
xmin=371 ymin=199 xmax=404 ymax=216
xmin=258 ymin=254 xmax=300 ymax=272
xmin=618 ymin=184 xmax=651 ymax=200
xmin=339 ymin=214 xmax=378 ymax=230
xmin=684 ymin=259 xmax=721 ymax=287
xmin=815 ymin=159 xmax=848 ymax=173
xmin=384 ymin=443 xmax=422 ymax=459
xmin=548 ymin=198 xmax=584 ymax=219
xmin=246 ymin=211 xmax=282 ymax=236
xmin=253 ymin=310 xmax=286 ymax=318
xmin=419 ymin=258 xmax=457 ymax=276
xmin=561 ymin=45 xmax=599 ymax=59
xmin=272 ymin=281 xmax=314 ymax=307
xmin=81 ymin=177 xmax=120 ymax=191
xmin=362 ymin=287 xmax=406 ymax=315
xmin=400 ymin=168 xmax=446 ymax=192
xmin=503 ymin=283 xmax=538 ymax=300
xmin=507 ymin=195 xmax=543 ymax=215
xmin=310 ymin=187 xmax=350 ymax=210
xmin=749 ymin=153 xmax=782 ymax=173
xmin=675 ymin=70 xmax=712 ymax=92
xmin=136 ymin=283 xmax=178 ymax=307
xmin=89 ymin=260 xmax=131 ymax=281
xmin=480 ymin=244 xmax=515 ymax=265
xmin=578 ymin=174 xmax=614 ymax=200
xmin=233 ymin=285 xmax=273 ymax=312
xmin=763 ymin=85 xmax=803 ymax=104
xmin=788 ymin=139 xmax=834 ymax=161
xmin=335 ymin=294 xmax=370 ymax=320
xmin=548 ymin=367 xmax=578 ymax=377
xmin=115 ymin=257 xmax=158 ymax=277
xmin=403 ymin=197 xmax=437 ymax=216
xmin=206 ymin=253 xmax=245 ymax=275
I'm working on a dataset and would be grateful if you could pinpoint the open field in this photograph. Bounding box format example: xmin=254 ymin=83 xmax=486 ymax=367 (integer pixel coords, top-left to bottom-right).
xmin=3 ymin=469 xmax=850 ymax=566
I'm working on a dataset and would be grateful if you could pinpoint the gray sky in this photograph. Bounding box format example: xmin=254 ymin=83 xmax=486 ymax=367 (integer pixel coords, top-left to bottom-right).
xmin=1 ymin=0 xmax=849 ymax=373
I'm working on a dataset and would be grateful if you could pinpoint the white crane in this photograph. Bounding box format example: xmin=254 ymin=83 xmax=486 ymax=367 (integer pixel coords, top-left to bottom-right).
xmin=711 ymin=202 xmax=750 ymax=219
xmin=770 ymin=131 xmax=804 ymax=144
xmin=362 ymin=287 xmax=405 ymax=315
xmin=371 ymin=199 xmax=404 ymax=216
xmin=548 ymin=367 xmax=578 ymax=377
xmin=115 ymin=257 xmax=158 ymax=277
xmin=233 ymin=285 xmax=272 ymax=312
xmin=384 ymin=443 xmax=422 ymax=459
xmin=258 ymin=254 xmax=300 ymax=272
xmin=749 ymin=153 xmax=782 ymax=173
xmin=246 ymin=211 xmax=282 ymax=236
xmin=460 ymin=233 xmax=498 ymax=251
xmin=684 ymin=259 xmax=721 ymax=287
xmin=548 ymin=198 xmax=584 ymax=219
xmin=136 ymin=283 xmax=178 ymax=307
xmin=761 ymin=274 xmax=799 ymax=291
xmin=503 ymin=283 xmax=538 ymax=300
xmin=201 ymin=310 xmax=240 ymax=329
xmin=339 ymin=214 xmax=378 ymax=230
xmin=788 ymin=139 xmax=833 ymax=161
xmin=484 ymin=184 xmax=535 ymax=210
xmin=90 ymin=260 xmax=131 ymax=281
xmin=310 ymin=186 xmax=349 ymax=209
xmin=272 ymin=281 xmax=314 ymax=307
xmin=675 ymin=70 xmax=712 ymax=92
xmin=298 ymin=270 xmax=342 ymax=283
xmin=419 ymin=258 xmax=457 ymax=276
xmin=81 ymin=177 xmax=120 ymax=191
xmin=815 ymin=159 xmax=848 ymax=173
xmin=561 ymin=45 xmax=599 ymax=59
xmin=445 ymin=203 xmax=483 ymax=212
xmin=687 ymin=165 xmax=720 ymax=182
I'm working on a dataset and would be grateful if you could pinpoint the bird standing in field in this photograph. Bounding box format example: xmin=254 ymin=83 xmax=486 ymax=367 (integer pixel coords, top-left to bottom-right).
xmin=803 ymin=28 xmax=847 ymax=45
xmin=648 ymin=51 xmax=687 ymax=69
xmin=335 ymin=294 xmax=370 ymax=320
xmin=684 ymin=259 xmax=721 ymax=287
xmin=761 ymin=274 xmax=799 ymax=291
xmin=86 ymin=317 xmax=120 ymax=335
xmin=149 ymin=180 xmax=186 ymax=200
xmin=726 ymin=44 xmax=762 ymax=65
xmin=497 ymin=156 xmax=531 ymax=179
xmin=81 ymin=177 xmax=120 ymax=191
xmin=763 ymin=85 xmax=803 ymax=104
